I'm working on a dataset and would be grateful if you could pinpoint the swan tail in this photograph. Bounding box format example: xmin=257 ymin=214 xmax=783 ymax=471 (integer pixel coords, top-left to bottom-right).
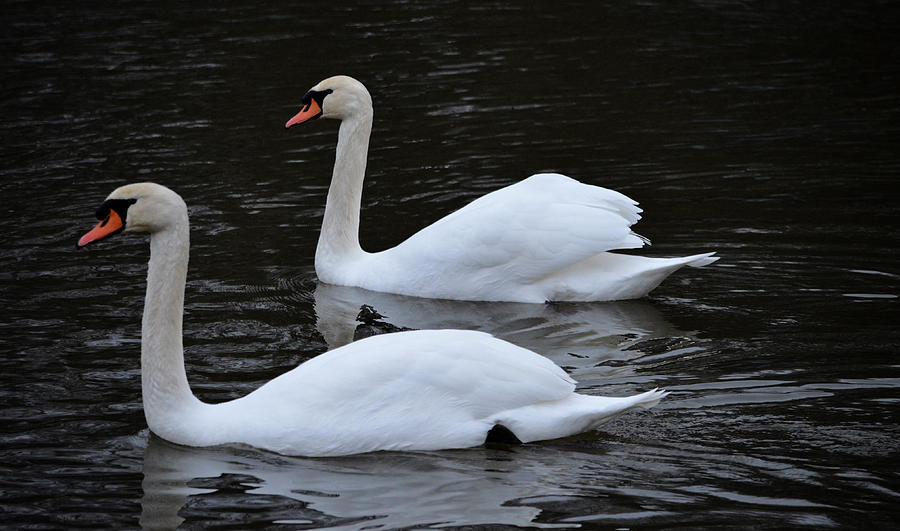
xmin=683 ymin=251 xmax=719 ymax=268
xmin=628 ymin=387 xmax=670 ymax=409
xmin=495 ymin=388 xmax=669 ymax=443
xmin=540 ymin=251 xmax=718 ymax=301
xmin=575 ymin=388 xmax=669 ymax=431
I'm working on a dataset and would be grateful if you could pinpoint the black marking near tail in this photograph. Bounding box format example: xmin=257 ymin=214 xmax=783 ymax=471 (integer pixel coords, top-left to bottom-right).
xmin=485 ymin=424 xmax=522 ymax=445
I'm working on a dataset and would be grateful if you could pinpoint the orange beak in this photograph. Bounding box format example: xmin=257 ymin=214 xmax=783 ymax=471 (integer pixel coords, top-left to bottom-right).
xmin=77 ymin=209 xmax=125 ymax=248
xmin=285 ymin=98 xmax=322 ymax=128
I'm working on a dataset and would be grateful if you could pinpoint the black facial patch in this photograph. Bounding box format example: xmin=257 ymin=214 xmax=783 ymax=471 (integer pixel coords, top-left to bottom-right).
xmin=300 ymin=88 xmax=333 ymax=115
xmin=95 ymin=198 xmax=137 ymax=223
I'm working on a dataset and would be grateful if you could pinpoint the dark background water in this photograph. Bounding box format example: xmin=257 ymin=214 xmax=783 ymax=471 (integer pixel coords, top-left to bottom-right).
xmin=2 ymin=1 xmax=899 ymax=529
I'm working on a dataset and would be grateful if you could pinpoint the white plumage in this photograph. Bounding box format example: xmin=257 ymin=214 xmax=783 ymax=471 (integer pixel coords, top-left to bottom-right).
xmin=78 ymin=182 xmax=668 ymax=457
xmin=286 ymin=75 xmax=717 ymax=302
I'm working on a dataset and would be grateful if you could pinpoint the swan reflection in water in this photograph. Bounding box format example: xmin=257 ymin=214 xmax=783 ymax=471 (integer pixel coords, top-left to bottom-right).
xmin=313 ymin=282 xmax=693 ymax=384
xmin=140 ymin=433 xmax=582 ymax=530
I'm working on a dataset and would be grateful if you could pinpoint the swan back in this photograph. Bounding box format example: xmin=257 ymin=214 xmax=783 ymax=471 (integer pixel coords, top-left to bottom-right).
xmin=202 ymin=329 xmax=578 ymax=455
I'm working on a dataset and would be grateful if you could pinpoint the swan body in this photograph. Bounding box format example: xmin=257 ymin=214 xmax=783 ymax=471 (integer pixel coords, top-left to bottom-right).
xmin=286 ymin=75 xmax=717 ymax=303
xmin=78 ymin=183 xmax=668 ymax=457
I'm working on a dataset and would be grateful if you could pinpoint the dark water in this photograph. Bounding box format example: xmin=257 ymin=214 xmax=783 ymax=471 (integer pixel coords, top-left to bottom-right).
xmin=2 ymin=1 xmax=899 ymax=529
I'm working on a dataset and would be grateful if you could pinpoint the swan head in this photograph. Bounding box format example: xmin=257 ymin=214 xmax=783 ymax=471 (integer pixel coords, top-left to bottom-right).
xmin=285 ymin=75 xmax=372 ymax=128
xmin=77 ymin=182 xmax=187 ymax=247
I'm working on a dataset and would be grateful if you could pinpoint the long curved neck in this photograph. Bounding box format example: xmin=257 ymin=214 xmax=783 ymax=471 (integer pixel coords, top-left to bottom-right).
xmin=316 ymin=112 xmax=372 ymax=277
xmin=141 ymin=215 xmax=203 ymax=435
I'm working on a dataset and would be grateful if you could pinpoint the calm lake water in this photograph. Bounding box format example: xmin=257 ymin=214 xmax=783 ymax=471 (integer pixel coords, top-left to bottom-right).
xmin=2 ymin=1 xmax=899 ymax=529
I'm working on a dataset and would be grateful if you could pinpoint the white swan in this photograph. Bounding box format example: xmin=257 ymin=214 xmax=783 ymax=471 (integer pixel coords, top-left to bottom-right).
xmin=285 ymin=75 xmax=717 ymax=303
xmin=78 ymin=182 xmax=668 ymax=457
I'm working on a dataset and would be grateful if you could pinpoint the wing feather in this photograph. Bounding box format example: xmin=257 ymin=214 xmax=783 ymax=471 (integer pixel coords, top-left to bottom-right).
xmin=249 ymin=330 xmax=574 ymax=423
xmin=395 ymin=173 xmax=646 ymax=283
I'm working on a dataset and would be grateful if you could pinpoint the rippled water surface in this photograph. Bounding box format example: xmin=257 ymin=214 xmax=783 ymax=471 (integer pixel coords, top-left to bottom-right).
xmin=2 ymin=1 xmax=899 ymax=529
